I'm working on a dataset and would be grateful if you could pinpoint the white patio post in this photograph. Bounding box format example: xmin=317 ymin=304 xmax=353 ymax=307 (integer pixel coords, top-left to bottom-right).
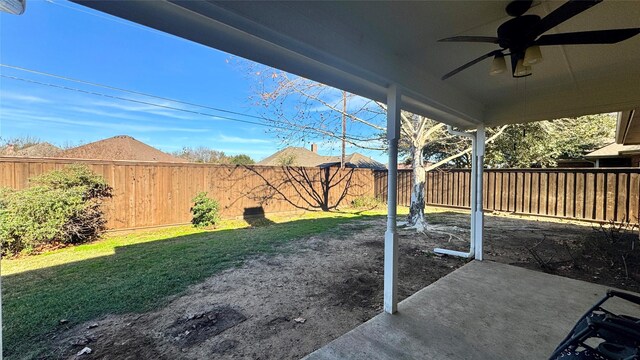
xmin=469 ymin=132 xmax=477 ymax=255
xmin=474 ymin=125 xmax=486 ymax=260
xmin=384 ymin=84 xmax=401 ymax=314
xmin=436 ymin=126 xmax=477 ymax=258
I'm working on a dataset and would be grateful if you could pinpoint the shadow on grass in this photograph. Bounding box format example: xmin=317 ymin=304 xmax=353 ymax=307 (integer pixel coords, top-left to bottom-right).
xmin=2 ymin=213 xmax=385 ymax=359
xmin=243 ymin=206 xmax=276 ymax=227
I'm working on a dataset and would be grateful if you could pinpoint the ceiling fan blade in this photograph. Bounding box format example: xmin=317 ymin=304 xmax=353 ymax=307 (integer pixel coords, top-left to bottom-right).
xmin=438 ymin=36 xmax=499 ymax=44
xmin=441 ymin=50 xmax=503 ymax=80
xmin=536 ymin=28 xmax=640 ymax=45
xmin=529 ymin=0 xmax=602 ymax=38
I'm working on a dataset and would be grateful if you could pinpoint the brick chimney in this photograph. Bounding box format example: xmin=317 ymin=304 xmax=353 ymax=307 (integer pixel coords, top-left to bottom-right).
xmin=310 ymin=143 xmax=318 ymax=153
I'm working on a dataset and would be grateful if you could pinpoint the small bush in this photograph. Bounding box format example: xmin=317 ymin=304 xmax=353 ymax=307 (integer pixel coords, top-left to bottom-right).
xmin=191 ymin=192 xmax=221 ymax=228
xmin=350 ymin=195 xmax=384 ymax=209
xmin=0 ymin=165 xmax=112 ymax=255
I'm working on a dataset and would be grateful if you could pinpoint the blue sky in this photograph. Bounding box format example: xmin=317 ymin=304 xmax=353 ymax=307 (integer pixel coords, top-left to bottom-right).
xmin=0 ymin=0 xmax=385 ymax=161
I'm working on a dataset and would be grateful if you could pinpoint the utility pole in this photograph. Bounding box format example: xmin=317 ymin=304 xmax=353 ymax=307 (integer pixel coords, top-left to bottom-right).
xmin=341 ymin=90 xmax=347 ymax=168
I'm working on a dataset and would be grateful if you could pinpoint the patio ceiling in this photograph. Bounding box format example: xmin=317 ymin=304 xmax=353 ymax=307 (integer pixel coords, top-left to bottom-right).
xmin=73 ymin=1 xmax=640 ymax=128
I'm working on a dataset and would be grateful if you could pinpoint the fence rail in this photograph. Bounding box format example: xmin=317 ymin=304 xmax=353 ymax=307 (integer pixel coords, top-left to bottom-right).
xmin=0 ymin=157 xmax=374 ymax=230
xmin=375 ymin=168 xmax=640 ymax=224
xmin=2 ymin=157 xmax=638 ymax=230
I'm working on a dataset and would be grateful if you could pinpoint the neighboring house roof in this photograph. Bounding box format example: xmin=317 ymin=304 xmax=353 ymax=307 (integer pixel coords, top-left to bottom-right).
xmin=258 ymin=147 xmax=328 ymax=167
xmin=16 ymin=143 xmax=62 ymax=157
xmin=584 ymin=143 xmax=640 ymax=159
xmin=555 ymin=159 xmax=595 ymax=168
xmin=320 ymin=153 xmax=387 ymax=170
xmin=257 ymin=146 xmax=386 ymax=169
xmin=59 ymin=135 xmax=188 ymax=162
xmin=0 ymin=146 xmax=16 ymax=156
xmin=0 ymin=142 xmax=62 ymax=157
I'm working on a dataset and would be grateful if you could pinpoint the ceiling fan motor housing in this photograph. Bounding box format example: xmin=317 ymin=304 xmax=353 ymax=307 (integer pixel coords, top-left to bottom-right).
xmin=505 ymin=0 xmax=534 ymax=17
xmin=497 ymin=15 xmax=540 ymax=51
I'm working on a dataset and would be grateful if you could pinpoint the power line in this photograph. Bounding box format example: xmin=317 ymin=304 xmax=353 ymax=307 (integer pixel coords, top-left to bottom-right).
xmin=0 ymin=63 xmax=268 ymax=123
xmin=0 ymin=73 xmax=376 ymax=144
xmin=3 ymin=1 xmax=386 ymax=149
xmin=37 ymin=1 xmax=360 ymax=136
xmin=0 ymin=74 xmax=288 ymax=130
xmin=0 ymin=64 xmax=372 ymax=141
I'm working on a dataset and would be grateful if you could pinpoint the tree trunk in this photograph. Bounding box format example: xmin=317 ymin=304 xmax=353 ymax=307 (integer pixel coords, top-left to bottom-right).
xmin=407 ymin=145 xmax=427 ymax=231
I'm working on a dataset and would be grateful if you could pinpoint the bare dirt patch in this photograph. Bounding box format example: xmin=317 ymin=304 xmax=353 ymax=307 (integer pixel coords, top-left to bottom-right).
xmin=48 ymin=211 xmax=639 ymax=359
xmin=48 ymin=217 xmax=464 ymax=359
xmin=415 ymin=211 xmax=640 ymax=293
xmin=168 ymin=306 xmax=247 ymax=346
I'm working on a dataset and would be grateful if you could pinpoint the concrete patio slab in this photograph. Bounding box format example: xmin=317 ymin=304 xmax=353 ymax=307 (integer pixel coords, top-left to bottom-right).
xmin=304 ymin=261 xmax=640 ymax=360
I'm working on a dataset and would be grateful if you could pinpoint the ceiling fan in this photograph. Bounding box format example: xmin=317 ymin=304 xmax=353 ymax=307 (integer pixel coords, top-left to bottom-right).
xmin=439 ymin=0 xmax=640 ymax=80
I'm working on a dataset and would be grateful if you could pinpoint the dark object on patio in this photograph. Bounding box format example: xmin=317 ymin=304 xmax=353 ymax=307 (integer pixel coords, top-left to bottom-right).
xmin=549 ymin=290 xmax=640 ymax=360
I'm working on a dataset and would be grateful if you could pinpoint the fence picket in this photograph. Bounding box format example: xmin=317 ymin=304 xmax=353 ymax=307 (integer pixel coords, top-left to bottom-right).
xmin=2 ymin=158 xmax=639 ymax=228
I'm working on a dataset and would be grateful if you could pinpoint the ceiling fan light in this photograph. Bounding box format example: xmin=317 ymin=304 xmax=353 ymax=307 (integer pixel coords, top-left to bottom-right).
xmin=514 ymin=59 xmax=532 ymax=77
xmin=523 ymin=45 xmax=543 ymax=66
xmin=490 ymin=54 xmax=507 ymax=75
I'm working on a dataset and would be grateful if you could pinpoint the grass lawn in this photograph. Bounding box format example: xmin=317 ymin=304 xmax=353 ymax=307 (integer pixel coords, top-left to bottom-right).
xmin=1 ymin=208 xmax=401 ymax=359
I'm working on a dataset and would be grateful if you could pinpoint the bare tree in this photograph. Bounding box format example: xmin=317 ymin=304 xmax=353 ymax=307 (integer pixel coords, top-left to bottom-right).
xmin=247 ymin=65 xmax=507 ymax=229
xmin=399 ymin=113 xmax=445 ymax=231
xmin=249 ymin=67 xmax=386 ymax=151
xmin=173 ymin=146 xmax=255 ymax=164
xmin=375 ymin=104 xmax=508 ymax=231
xmin=248 ymin=166 xmax=357 ymax=211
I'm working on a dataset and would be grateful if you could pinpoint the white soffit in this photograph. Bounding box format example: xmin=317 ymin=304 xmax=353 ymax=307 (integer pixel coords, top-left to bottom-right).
xmin=73 ymin=1 xmax=640 ymax=128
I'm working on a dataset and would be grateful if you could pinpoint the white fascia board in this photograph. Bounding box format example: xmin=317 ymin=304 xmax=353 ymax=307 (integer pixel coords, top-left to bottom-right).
xmin=176 ymin=1 xmax=485 ymax=127
xmin=619 ymin=149 xmax=640 ymax=156
xmin=73 ymin=0 xmax=484 ymax=128
xmin=616 ymin=110 xmax=635 ymax=144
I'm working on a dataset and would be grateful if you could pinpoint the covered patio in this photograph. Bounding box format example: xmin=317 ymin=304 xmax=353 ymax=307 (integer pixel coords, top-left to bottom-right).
xmin=55 ymin=0 xmax=640 ymax=358
xmin=305 ymin=261 xmax=640 ymax=359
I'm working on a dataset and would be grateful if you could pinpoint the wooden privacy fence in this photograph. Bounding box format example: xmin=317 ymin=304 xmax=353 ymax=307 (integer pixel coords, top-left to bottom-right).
xmin=3 ymin=157 xmax=638 ymax=230
xmin=0 ymin=158 xmax=375 ymax=230
xmin=375 ymin=168 xmax=640 ymax=224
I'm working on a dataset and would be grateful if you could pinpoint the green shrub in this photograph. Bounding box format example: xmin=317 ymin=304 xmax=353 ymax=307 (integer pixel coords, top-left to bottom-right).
xmin=0 ymin=187 xmax=12 ymax=208
xmin=190 ymin=192 xmax=221 ymax=228
xmin=350 ymin=195 xmax=384 ymax=209
xmin=31 ymin=164 xmax=112 ymax=199
xmin=0 ymin=165 xmax=112 ymax=255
